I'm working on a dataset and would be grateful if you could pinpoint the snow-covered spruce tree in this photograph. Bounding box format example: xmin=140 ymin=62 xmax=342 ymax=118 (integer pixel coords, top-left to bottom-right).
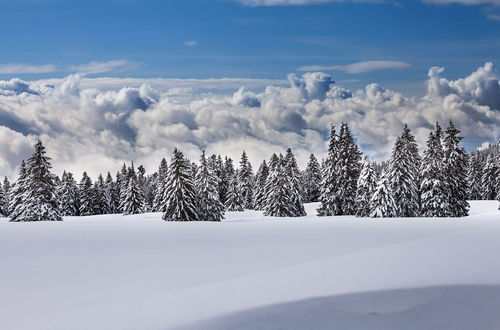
xmin=161 ymin=148 xmax=199 ymax=221
xmin=336 ymin=123 xmax=362 ymax=215
xmin=253 ymin=160 xmax=269 ymax=211
xmin=355 ymin=158 xmax=378 ymax=217
xmin=104 ymin=172 xmax=119 ymax=214
xmin=11 ymin=140 xmax=61 ymax=222
xmin=216 ymin=155 xmax=229 ymax=205
xmin=153 ymin=158 xmax=168 ymax=212
xmin=481 ymin=155 xmax=498 ymax=200
xmin=79 ymin=172 xmax=95 ymax=216
xmin=195 ymin=151 xmax=224 ymax=221
xmin=0 ymin=181 xmax=6 ymax=217
xmin=117 ymin=163 xmax=128 ymax=212
xmin=443 ymin=121 xmax=470 ymax=217
xmin=370 ymin=169 xmax=397 ymax=218
xmin=8 ymin=160 xmax=28 ymax=220
xmin=467 ymin=154 xmax=482 ymax=200
xmin=264 ymin=154 xmax=293 ymax=217
xmin=387 ymin=125 xmax=421 ymax=217
xmin=93 ymin=174 xmax=108 ymax=215
xmin=58 ymin=171 xmax=80 ymax=216
xmin=420 ymin=123 xmax=450 ymax=217
xmin=284 ymin=148 xmax=306 ymax=216
xmin=317 ymin=125 xmax=340 ymax=216
xmin=303 ymin=153 xmax=322 ymax=203
xmin=2 ymin=177 xmax=11 ymax=216
xmin=225 ymin=170 xmax=244 ymax=211
xmin=238 ymin=151 xmax=255 ymax=209
xmin=120 ymin=163 xmax=145 ymax=215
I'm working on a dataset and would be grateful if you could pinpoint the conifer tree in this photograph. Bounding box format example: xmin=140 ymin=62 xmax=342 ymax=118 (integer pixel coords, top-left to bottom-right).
xmin=238 ymin=151 xmax=255 ymax=209
xmin=467 ymin=154 xmax=482 ymax=200
xmin=153 ymin=158 xmax=169 ymax=212
xmin=387 ymin=125 xmax=421 ymax=217
xmin=284 ymin=148 xmax=306 ymax=216
xmin=317 ymin=125 xmax=340 ymax=216
xmin=370 ymin=170 xmax=397 ymax=218
xmin=104 ymin=172 xmax=119 ymax=214
xmin=120 ymin=163 xmax=145 ymax=215
xmin=303 ymin=154 xmax=321 ymax=203
xmin=58 ymin=171 xmax=80 ymax=216
xmin=0 ymin=182 xmax=6 ymax=217
xmin=355 ymin=158 xmax=378 ymax=217
xmin=2 ymin=177 xmax=11 ymax=216
xmin=117 ymin=163 xmax=128 ymax=212
xmin=443 ymin=121 xmax=470 ymax=217
xmin=420 ymin=123 xmax=450 ymax=217
xmin=265 ymin=154 xmax=293 ymax=217
xmin=336 ymin=123 xmax=362 ymax=215
xmin=8 ymin=160 xmax=28 ymax=220
xmin=11 ymin=140 xmax=61 ymax=221
xmin=161 ymin=149 xmax=199 ymax=221
xmin=481 ymin=155 xmax=498 ymax=200
xmin=216 ymin=155 xmax=229 ymax=205
xmin=195 ymin=151 xmax=224 ymax=221
xmin=253 ymin=160 xmax=269 ymax=211
xmin=225 ymin=170 xmax=244 ymax=211
xmin=93 ymin=174 xmax=108 ymax=214
xmin=79 ymin=172 xmax=95 ymax=216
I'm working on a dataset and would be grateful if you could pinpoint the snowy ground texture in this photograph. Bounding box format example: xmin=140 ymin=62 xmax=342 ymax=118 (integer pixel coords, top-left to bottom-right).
xmin=1 ymin=201 xmax=500 ymax=330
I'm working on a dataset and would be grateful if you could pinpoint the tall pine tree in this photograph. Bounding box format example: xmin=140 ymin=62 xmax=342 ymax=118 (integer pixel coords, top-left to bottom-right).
xmin=317 ymin=125 xmax=340 ymax=216
xmin=303 ymin=154 xmax=322 ymax=203
xmin=284 ymin=148 xmax=306 ymax=216
xmin=195 ymin=151 xmax=224 ymax=221
xmin=355 ymin=158 xmax=378 ymax=217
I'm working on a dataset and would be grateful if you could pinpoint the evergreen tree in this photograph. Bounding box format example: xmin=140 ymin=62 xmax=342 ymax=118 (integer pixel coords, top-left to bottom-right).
xmin=317 ymin=125 xmax=340 ymax=216
xmin=11 ymin=140 xmax=61 ymax=221
xmin=8 ymin=160 xmax=28 ymax=220
xmin=195 ymin=151 xmax=224 ymax=221
xmin=264 ymin=154 xmax=293 ymax=217
xmin=387 ymin=125 xmax=421 ymax=217
xmin=443 ymin=121 xmax=470 ymax=217
xmin=336 ymin=123 xmax=362 ymax=215
xmin=253 ymin=160 xmax=269 ymax=211
xmin=355 ymin=158 xmax=378 ymax=217
xmin=284 ymin=148 xmax=306 ymax=216
xmin=120 ymin=163 xmax=145 ymax=215
xmin=58 ymin=171 xmax=80 ymax=216
xmin=225 ymin=170 xmax=244 ymax=211
xmin=2 ymin=177 xmax=11 ymax=216
xmin=0 ymin=181 xmax=6 ymax=217
xmin=370 ymin=170 xmax=397 ymax=218
xmin=161 ymin=149 xmax=199 ymax=221
xmin=420 ymin=124 xmax=450 ymax=217
xmin=481 ymin=155 xmax=498 ymax=200
xmin=467 ymin=154 xmax=482 ymax=200
xmin=93 ymin=174 xmax=108 ymax=214
xmin=104 ymin=172 xmax=119 ymax=214
xmin=117 ymin=163 xmax=128 ymax=212
xmin=303 ymin=154 xmax=321 ymax=203
xmin=79 ymin=172 xmax=95 ymax=216
xmin=238 ymin=151 xmax=255 ymax=209
xmin=216 ymin=155 xmax=229 ymax=205
xmin=153 ymin=158 xmax=169 ymax=212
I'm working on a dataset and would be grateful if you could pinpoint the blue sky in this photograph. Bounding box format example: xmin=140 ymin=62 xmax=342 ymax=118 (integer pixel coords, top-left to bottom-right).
xmin=1 ymin=0 xmax=500 ymax=95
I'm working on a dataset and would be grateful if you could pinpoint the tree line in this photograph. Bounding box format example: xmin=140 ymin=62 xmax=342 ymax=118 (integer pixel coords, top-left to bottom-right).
xmin=0 ymin=121 xmax=495 ymax=222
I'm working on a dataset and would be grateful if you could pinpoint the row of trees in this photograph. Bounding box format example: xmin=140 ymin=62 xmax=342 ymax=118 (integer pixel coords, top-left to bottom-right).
xmin=0 ymin=121 xmax=488 ymax=222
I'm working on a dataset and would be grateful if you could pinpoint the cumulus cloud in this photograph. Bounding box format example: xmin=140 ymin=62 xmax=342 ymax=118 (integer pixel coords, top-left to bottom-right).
xmin=0 ymin=62 xmax=499 ymax=180
xmin=298 ymin=61 xmax=411 ymax=74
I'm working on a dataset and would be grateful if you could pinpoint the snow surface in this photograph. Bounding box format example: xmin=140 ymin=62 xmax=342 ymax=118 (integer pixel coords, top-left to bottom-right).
xmin=1 ymin=201 xmax=499 ymax=330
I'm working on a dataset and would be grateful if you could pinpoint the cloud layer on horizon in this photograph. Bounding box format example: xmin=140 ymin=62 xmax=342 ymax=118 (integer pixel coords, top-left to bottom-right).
xmin=0 ymin=63 xmax=499 ymax=180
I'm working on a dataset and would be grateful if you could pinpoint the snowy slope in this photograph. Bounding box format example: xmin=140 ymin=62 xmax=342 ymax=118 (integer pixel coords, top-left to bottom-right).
xmin=0 ymin=201 xmax=499 ymax=330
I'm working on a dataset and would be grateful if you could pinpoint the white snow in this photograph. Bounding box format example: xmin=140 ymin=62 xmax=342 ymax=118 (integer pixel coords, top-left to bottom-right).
xmin=1 ymin=201 xmax=499 ymax=330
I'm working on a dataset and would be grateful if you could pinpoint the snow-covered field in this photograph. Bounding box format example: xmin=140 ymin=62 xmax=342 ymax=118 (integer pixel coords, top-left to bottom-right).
xmin=1 ymin=201 xmax=500 ymax=330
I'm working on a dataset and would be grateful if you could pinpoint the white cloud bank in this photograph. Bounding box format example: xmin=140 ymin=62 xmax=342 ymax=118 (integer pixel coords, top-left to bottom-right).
xmin=0 ymin=63 xmax=499 ymax=180
xmin=298 ymin=61 xmax=411 ymax=74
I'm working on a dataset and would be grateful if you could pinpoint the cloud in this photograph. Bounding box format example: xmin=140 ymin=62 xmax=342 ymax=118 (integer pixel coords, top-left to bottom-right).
xmin=184 ymin=40 xmax=198 ymax=46
xmin=422 ymin=0 xmax=500 ymax=4
xmin=298 ymin=61 xmax=411 ymax=74
xmin=0 ymin=62 xmax=499 ymax=181
xmin=0 ymin=63 xmax=58 ymax=74
xmin=69 ymin=60 xmax=141 ymax=75
xmin=487 ymin=13 xmax=500 ymax=21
